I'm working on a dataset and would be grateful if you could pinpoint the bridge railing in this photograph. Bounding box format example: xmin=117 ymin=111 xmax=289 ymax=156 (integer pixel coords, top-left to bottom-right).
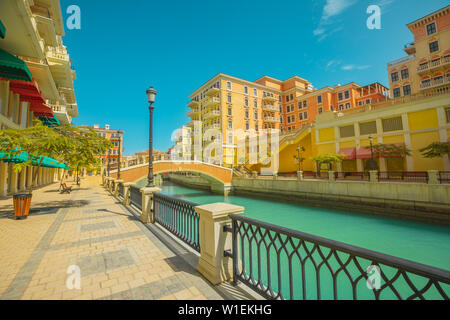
xmin=129 ymin=185 xmax=142 ymax=210
xmin=153 ymin=192 xmax=200 ymax=252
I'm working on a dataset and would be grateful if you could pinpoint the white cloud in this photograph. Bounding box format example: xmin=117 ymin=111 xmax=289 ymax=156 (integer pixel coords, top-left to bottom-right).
xmin=341 ymin=64 xmax=371 ymax=71
xmin=313 ymin=0 xmax=357 ymax=40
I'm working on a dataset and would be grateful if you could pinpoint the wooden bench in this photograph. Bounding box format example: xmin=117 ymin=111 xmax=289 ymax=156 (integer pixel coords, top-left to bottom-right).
xmin=60 ymin=183 xmax=72 ymax=194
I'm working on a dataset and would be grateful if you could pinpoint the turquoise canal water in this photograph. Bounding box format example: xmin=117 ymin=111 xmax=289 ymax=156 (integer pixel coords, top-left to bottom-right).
xmin=139 ymin=179 xmax=450 ymax=299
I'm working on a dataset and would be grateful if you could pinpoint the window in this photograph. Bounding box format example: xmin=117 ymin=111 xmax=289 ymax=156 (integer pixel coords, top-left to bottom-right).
xmin=345 ymin=103 xmax=351 ymax=109
xmin=245 ymin=110 xmax=249 ymax=119
xmin=287 ymin=116 xmax=291 ymax=124
xmin=291 ymin=114 xmax=295 ymax=122
xmin=426 ymin=22 xmax=436 ymax=35
xmin=245 ymin=121 xmax=250 ymax=131
xmin=366 ymin=99 xmax=371 ymax=104
xmin=401 ymin=69 xmax=409 ymax=79
xmin=227 ymin=106 xmax=232 ymax=116
xmin=338 ymin=92 xmax=343 ymax=101
xmin=359 ymin=101 xmax=364 ymax=106
xmin=382 ymin=117 xmax=403 ymax=132
xmin=227 ymin=94 xmax=232 ymax=103
xmin=298 ymin=113 xmax=303 ymax=120
xmin=228 ymin=119 xmax=233 ymax=129
xmin=339 ymin=104 xmax=344 ymax=110
xmin=254 ymin=100 xmax=257 ymax=108
xmin=340 ymin=125 xmax=355 ymax=138
xmin=318 ymin=107 xmax=323 ymax=114
xmin=303 ymin=101 xmax=307 ymax=108
xmin=359 ymin=121 xmax=377 ymax=135
xmin=290 ymin=94 xmax=294 ymax=101
xmin=303 ymin=111 xmax=308 ymax=119
xmin=228 ymin=133 xmax=233 ymax=144
xmin=253 ymin=88 xmax=257 ymax=96
xmin=244 ymin=97 xmax=249 ymax=107
xmin=344 ymin=90 xmax=350 ymax=99
xmin=254 ymin=111 xmax=258 ymax=120
xmin=403 ymin=85 xmax=411 ymax=96
xmin=391 ymin=72 xmax=399 ymax=82
xmin=298 ymin=102 xmax=302 ymax=109
xmin=393 ymin=88 xmax=401 ymax=98
xmin=244 ymin=86 xmax=248 ymax=94
xmin=317 ymin=95 xmax=322 ymax=104
xmin=429 ymin=41 xmax=439 ymax=53
xmin=285 ymin=95 xmax=290 ymax=102
xmin=446 ymin=107 xmax=450 ymax=123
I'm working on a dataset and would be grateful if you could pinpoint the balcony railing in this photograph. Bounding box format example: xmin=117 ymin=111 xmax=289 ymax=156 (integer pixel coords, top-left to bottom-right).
xmin=203 ymin=97 xmax=220 ymax=108
xmin=46 ymin=46 xmax=70 ymax=61
xmin=264 ymin=116 xmax=280 ymax=122
xmin=186 ymin=109 xmax=198 ymax=117
xmin=417 ymin=55 xmax=450 ymax=73
xmin=204 ymin=110 xmax=221 ymax=120
xmin=187 ymin=100 xmax=199 ymax=107
xmin=262 ymin=94 xmax=278 ymax=102
xmin=263 ymin=104 xmax=279 ymax=112
xmin=129 ymin=185 xmax=142 ymax=210
xmin=205 ymin=87 xmax=220 ymax=97
xmin=420 ymin=77 xmax=450 ymax=90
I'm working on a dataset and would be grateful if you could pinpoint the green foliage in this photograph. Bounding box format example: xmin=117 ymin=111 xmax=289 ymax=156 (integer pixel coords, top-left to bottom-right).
xmin=313 ymin=153 xmax=347 ymax=165
xmin=365 ymin=143 xmax=411 ymax=157
xmin=419 ymin=142 xmax=450 ymax=159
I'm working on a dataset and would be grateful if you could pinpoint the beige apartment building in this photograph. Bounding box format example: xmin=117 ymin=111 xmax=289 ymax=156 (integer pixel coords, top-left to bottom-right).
xmin=387 ymin=6 xmax=450 ymax=98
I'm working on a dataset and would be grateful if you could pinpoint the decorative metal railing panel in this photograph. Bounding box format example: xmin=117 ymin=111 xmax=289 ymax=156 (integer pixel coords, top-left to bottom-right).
xmin=334 ymin=172 xmax=370 ymax=181
xmin=378 ymin=171 xmax=428 ymax=183
xmin=229 ymin=214 xmax=450 ymax=300
xmin=129 ymin=185 xmax=142 ymax=210
xmin=118 ymin=183 xmax=124 ymax=198
xmin=153 ymin=192 xmax=200 ymax=252
xmin=439 ymin=171 xmax=450 ymax=184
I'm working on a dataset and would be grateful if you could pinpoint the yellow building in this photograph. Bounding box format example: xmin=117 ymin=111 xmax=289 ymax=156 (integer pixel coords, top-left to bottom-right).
xmin=278 ymin=91 xmax=450 ymax=173
xmin=0 ymin=0 xmax=77 ymax=196
xmin=387 ymin=6 xmax=450 ymax=98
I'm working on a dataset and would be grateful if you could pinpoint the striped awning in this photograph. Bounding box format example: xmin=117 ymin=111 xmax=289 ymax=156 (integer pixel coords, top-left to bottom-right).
xmin=0 ymin=19 xmax=5 ymax=39
xmin=0 ymin=49 xmax=32 ymax=81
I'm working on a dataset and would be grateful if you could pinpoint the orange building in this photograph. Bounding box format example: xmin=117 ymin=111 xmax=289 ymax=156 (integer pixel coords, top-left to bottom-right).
xmin=91 ymin=124 xmax=124 ymax=171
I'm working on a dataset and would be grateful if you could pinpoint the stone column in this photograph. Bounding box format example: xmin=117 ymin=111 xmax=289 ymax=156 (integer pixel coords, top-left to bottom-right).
xmin=195 ymin=203 xmax=244 ymax=285
xmin=122 ymin=182 xmax=132 ymax=205
xmin=114 ymin=179 xmax=123 ymax=197
xmin=328 ymin=171 xmax=335 ymax=181
xmin=10 ymin=169 xmax=18 ymax=195
xmin=369 ymin=170 xmax=378 ymax=183
xmin=297 ymin=171 xmax=303 ymax=181
xmin=0 ymin=162 xmax=8 ymax=197
xmin=427 ymin=170 xmax=439 ymax=185
xmin=140 ymin=187 xmax=161 ymax=224
xmin=109 ymin=178 xmax=116 ymax=193
xmin=26 ymin=167 xmax=33 ymax=190
xmin=273 ymin=173 xmax=278 ymax=180
xmin=19 ymin=169 xmax=26 ymax=191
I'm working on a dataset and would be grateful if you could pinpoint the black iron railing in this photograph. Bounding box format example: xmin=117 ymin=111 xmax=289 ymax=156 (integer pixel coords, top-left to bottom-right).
xmin=228 ymin=214 xmax=450 ymax=300
xmin=334 ymin=172 xmax=370 ymax=181
xmin=111 ymin=181 xmax=115 ymax=192
xmin=129 ymin=185 xmax=142 ymax=210
xmin=302 ymin=171 xmax=328 ymax=179
xmin=378 ymin=171 xmax=428 ymax=183
xmin=439 ymin=171 xmax=450 ymax=184
xmin=118 ymin=183 xmax=124 ymax=198
xmin=153 ymin=192 xmax=200 ymax=252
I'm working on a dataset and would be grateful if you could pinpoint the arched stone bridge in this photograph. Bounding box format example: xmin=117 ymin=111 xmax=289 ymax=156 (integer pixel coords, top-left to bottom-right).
xmin=110 ymin=161 xmax=233 ymax=195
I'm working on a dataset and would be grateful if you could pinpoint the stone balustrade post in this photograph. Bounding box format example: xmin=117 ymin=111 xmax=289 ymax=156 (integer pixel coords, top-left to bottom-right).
xmin=195 ymin=203 xmax=244 ymax=285
xmin=328 ymin=171 xmax=335 ymax=181
xmin=140 ymin=187 xmax=161 ymax=224
xmin=109 ymin=178 xmax=116 ymax=193
xmin=122 ymin=182 xmax=132 ymax=205
xmin=297 ymin=171 xmax=303 ymax=181
xmin=252 ymin=171 xmax=257 ymax=179
xmin=369 ymin=170 xmax=379 ymax=183
xmin=427 ymin=170 xmax=439 ymax=184
xmin=273 ymin=173 xmax=278 ymax=180
xmin=114 ymin=179 xmax=123 ymax=197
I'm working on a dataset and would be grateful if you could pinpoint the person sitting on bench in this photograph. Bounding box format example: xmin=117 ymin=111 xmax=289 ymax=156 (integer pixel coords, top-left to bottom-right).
xmin=60 ymin=183 xmax=72 ymax=194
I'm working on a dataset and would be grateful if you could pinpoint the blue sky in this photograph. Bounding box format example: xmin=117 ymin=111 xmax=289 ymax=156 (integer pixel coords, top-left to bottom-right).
xmin=60 ymin=0 xmax=448 ymax=155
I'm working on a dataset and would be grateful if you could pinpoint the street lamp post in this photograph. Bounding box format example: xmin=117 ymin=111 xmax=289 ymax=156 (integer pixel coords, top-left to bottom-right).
xmin=296 ymin=145 xmax=305 ymax=172
xmin=366 ymin=135 xmax=378 ymax=171
xmin=117 ymin=131 xmax=122 ymax=180
xmin=146 ymin=86 xmax=157 ymax=187
xmin=107 ymin=148 xmax=111 ymax=177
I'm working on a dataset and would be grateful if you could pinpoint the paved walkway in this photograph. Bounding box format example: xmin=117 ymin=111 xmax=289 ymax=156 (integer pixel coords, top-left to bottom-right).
xmin=0 ymin=181 xmax=227 ymax=300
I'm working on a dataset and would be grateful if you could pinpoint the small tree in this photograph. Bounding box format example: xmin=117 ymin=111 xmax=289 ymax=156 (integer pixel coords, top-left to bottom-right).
xmin=312 ymin=153 xmax=346 ymax=171
xmin=419 ymin=142 xmax=450 ymax=159
xmin=367 ymin=143 xmax=411 ymax=158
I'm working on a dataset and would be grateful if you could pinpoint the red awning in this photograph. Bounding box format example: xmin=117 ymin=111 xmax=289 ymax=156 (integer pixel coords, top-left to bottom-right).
xmin=356 ymin=147 xmax=373 ymax=159
xmin=339 ymin=148 xmax=356 ymax=160
xmin=30 ymin=102 xmax=53 ymax=117
xmin=7 ymin=79 xmax=45 ymax=104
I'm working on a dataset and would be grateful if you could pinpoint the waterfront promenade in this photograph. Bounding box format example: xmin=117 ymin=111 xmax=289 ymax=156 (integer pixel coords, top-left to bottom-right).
xmin=0 ymin=182 xmax=227 ymax=300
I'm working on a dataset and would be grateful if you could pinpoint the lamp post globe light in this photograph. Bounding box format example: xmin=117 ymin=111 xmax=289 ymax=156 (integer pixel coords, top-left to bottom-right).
xmin=366 ymin=135 xmax=378 ymax=171
xmin=146 ymin=86 xmax=157 ymax=187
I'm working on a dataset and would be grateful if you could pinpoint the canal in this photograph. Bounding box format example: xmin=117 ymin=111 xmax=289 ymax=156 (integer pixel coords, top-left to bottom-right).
xmin=138 ymin=179 xmax=450 ymax=271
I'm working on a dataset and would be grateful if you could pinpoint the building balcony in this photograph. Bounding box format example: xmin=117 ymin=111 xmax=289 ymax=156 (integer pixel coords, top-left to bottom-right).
xmin=46 ymin=46 xmax=70 ymax=62
xmin=205 ymin=87 xmax=220 ymax=97
xmin=419 ymin=77 xmax=450 ymax=90
xmin=404 ymin=42 xmax=416 ymax=55
xmin=262 ymin=94 xmax=278 ymax=102
xmin=263 ymin=104 xmax=279 ymax=112
xmin=48 ymin=104 xmax=72 ymax=124
xmin=204 ymin=110 xmax=221 ymax=120
xmin=387 ymin=55 xmax=415 ymax=68
xmin=264 ymin=116 xmax=280 ymax=123
xmin=187 ymin=99 xmax=199 ymax=108
xmin=203 ymin=97 xmax=220 ymax=109
xmin=204 ymin=123 xmax=220 ymax=130
xmin=417 ymin=55 xmax=450 ymax=74
xmin=187 ymin=109 xmax=198 ymax=117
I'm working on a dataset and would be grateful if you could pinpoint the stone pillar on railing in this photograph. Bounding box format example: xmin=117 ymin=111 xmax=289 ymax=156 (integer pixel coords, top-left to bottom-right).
xmin=369 ymin=170 xmax=379 ymax=183
xmin=109 ymin=179 xmax=116 ymax=193
xmin=273 ymin=173 xmax=278 ymax=180
xmin=252 ymin=171 xmax=257 ymax=179
xmin=328 ymin=171 xmax=335 ymax=181
xmin=114 ymin=180 xmax=123 ymax=197
xmin=122 ymin=182 xmax=132 ymax=205
xmin=104 ymin=177 xmax=110 ymax=189
xmin=297 ymin=171 xmax=303 ymax=181
xmin=427 ymin=170 xmax=439 ymax=184
xmin=195 ymin=203 xmax=244 ymax=285
xmin=140 ymin=187 xmax=161 ymax=224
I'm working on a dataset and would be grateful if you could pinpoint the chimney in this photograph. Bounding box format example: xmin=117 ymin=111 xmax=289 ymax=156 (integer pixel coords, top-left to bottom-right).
xmin=105 ymin=124 xmax=110 ymax=130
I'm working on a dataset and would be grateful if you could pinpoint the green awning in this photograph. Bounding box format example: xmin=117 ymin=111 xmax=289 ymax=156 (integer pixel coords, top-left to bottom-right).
xmin=0 ymin=19 xmax=5 ymax=39
xmin=0 ymin=151 xmax=67 ymax=169
xmin=0 ymin=48 xmax=33 ymax=81
xmin=38 ymin=116 xmax=60 ymax=127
